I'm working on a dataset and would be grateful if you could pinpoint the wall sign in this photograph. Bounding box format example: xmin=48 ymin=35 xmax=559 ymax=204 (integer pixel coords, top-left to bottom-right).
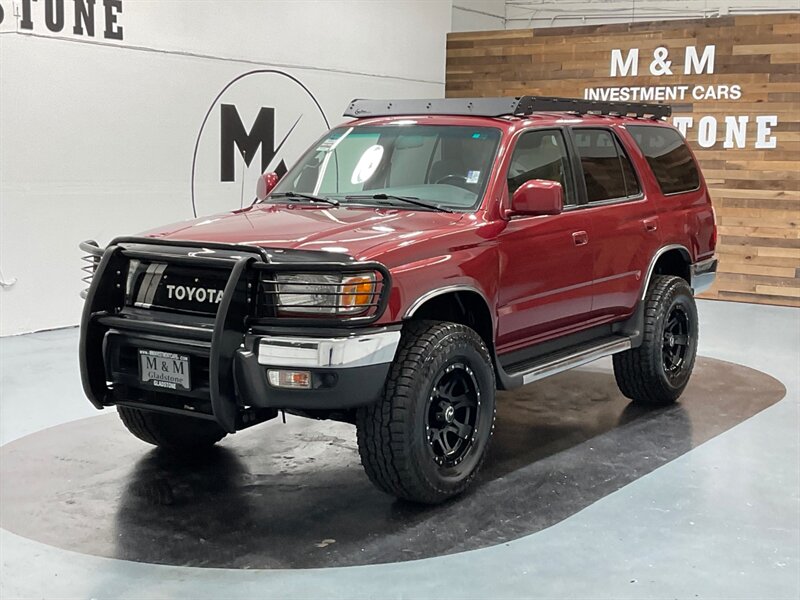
xmin=585 ymin=44 xmax=778 ymax=150
xmin=191 ymin=69 xmax=329 ymax=218
xmin=219 ymin=104 xmax=292 ymax=183
xmin=1 ymin=0 xmax=124 ymax=39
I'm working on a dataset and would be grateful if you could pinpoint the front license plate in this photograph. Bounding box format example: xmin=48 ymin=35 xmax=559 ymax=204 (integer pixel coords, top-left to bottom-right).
xmin=139 ymin=349 xmax=191 ymax=391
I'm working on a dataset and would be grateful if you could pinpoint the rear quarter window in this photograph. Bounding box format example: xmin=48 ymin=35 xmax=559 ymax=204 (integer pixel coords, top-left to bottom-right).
xmin=627 ymin=125 xmax=701 ymax=195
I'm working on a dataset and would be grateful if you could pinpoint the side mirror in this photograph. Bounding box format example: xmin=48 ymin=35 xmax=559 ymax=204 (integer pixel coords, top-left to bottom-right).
xmin=508 ymin=179 xmax=563 ymax=217
xmin=256 ymin=172 xmax=281 ymax=201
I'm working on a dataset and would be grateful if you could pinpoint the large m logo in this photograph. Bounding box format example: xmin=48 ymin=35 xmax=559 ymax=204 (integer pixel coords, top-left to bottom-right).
xmin=219 ymin=104 xmax=276 ymax=182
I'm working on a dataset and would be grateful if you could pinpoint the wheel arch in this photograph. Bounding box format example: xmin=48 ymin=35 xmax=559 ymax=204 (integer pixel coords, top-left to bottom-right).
xmin=404 ymin=286 xmax=495 ymax=353
xmin=615 ymin=244 xmax=693 ymax=348
xmin=641 ymin=244 xmax=692 ymax=300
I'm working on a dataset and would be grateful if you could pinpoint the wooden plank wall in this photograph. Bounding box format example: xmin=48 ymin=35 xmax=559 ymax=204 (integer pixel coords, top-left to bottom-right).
xmin=447 ymin=14 xmax=800 ymax=307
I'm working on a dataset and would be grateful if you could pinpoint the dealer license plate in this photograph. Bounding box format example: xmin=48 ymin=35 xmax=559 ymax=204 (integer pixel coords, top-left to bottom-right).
xmin=139 ymin=349 xmax=191 ymax=391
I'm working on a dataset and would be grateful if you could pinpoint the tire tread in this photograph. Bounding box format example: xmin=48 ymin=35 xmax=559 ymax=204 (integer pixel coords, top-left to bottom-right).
xmin=613 ymin=275 xmax=698 ymax=405
xmin=356 ymin=321 xmax=495 ymax=504
xmin=117 ymin=406 xmax=227 ymax=450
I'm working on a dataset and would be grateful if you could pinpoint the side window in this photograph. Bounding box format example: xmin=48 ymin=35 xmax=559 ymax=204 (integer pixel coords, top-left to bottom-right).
xmin=573 ymin=129 xmax=640 ymax=203
xmin=507 ymin=130 xmax=575 ymax=206
xmin=627 ymin=125 xmax=701 ymax=195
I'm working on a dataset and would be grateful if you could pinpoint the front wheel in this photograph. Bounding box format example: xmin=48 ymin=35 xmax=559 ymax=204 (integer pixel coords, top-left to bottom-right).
xmin=356 ymin=321 xmax=496 ymax=504
xmin=613 ymin=275 xmax=699 ymax=405
xmin=117 ymin=406 xmax=227 ymax=451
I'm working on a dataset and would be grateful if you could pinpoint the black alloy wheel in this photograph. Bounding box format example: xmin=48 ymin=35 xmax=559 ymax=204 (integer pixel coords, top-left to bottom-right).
xmin=662 ymin=304 xmax=691 ymax=378
xmin=426 ymin=362 xmax=481 ymax=468
xmin=356 ymin=320 xmax=496 ymax=504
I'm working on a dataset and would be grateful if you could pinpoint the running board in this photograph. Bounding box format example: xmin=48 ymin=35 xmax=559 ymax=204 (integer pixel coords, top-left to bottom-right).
xmin=497 ymin=336 xmax=632 ymax=389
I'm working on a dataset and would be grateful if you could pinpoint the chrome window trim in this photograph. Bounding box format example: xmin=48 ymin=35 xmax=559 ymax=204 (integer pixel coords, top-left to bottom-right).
xmin=582 ymin=192 xmax=646 ymax=208
xmin=660 ymin=184 xmax=703 ymax=198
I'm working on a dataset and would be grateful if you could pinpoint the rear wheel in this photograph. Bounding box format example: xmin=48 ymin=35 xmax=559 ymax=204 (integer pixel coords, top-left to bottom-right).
xmin=356 ymin=321 xmax=496 ymax=504
xmin=613 ymin=275 xmax=699 ymax=405
xmin=117 ymin=406 xmax=227 ymax=451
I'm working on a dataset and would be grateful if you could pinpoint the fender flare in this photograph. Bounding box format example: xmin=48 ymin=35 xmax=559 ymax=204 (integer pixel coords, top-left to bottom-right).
xmin=615 ymin=243 xmax=693 ymax=347
xmin=639 ymin=244 xmax=692 ymax=300
xmin=403 ymin=284 xmax=493 ymax=320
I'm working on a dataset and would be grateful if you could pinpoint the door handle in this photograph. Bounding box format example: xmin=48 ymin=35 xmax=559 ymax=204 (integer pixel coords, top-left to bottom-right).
xmin=572 ymin=231 xmax=589 ymax=246
xmin=643 ymin=217 xmax=659 ymax=232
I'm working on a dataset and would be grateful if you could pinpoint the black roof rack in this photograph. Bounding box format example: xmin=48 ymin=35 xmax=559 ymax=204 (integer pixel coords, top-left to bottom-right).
xmin=344 ymin=96 xmax=671 ymax=120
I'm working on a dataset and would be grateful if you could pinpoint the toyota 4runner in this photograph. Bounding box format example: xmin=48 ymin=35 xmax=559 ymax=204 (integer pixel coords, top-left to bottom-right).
xmin=80 ymin=96 xmax=717 ymax=504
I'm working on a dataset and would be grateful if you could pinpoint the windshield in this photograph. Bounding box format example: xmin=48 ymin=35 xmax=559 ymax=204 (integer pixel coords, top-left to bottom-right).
xmin=268 ymin=124 xmax=502 ymax=211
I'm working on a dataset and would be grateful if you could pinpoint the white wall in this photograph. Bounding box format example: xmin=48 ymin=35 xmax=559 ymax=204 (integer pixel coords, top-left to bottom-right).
xmin=452 ymin=0 xmax=505 ymax=31
xmin=0 ymin=0 xmax=452 ymax=336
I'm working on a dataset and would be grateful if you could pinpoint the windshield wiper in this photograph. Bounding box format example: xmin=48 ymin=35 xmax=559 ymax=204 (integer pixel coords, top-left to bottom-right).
xmin=270 ymin=192 xmax=340 ymax=207
xmin=344 ymin=193 xmax=453 ymax=213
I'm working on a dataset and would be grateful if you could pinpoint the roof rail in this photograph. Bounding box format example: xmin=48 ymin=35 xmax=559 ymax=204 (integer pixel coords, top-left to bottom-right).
xmin=344 ymin=96 xmax=671 ymax=120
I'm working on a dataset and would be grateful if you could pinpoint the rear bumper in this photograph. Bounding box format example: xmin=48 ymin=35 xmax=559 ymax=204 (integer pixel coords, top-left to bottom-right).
xmin=691 ymin=256 xmax=718 ymax=295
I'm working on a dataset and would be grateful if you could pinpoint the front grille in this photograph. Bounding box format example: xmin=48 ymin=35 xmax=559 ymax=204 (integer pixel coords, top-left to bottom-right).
xmin=128 ymin=261 xmax=231 ymax=317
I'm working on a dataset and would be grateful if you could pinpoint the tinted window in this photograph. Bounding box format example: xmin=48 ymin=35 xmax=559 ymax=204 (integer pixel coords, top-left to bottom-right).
xmin=574 ymin=129 xmax=640 ymax=203
xmin=627 ymin=125 xmax=701 ymax=195
xmin=507 ymin=130 xmax=575 ymax=205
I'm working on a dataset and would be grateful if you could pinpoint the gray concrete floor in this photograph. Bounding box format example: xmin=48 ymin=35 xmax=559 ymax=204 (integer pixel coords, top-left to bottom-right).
xmin=1 ymin=299 xmax=798 ymax=599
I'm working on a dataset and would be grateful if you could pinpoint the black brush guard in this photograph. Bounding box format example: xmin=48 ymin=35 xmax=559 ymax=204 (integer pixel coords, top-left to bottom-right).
xmin=79 ymin=237 xmax=392 ymax=433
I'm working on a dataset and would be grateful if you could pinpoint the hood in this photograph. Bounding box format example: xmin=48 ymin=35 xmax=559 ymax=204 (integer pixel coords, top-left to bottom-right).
xmin=141 ymin=203 xmax=466 ymax=260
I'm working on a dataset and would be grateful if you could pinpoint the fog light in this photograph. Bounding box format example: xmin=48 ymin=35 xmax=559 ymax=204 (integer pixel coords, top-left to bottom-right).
xmin=267 ymin=369 xmax=311 ymax=389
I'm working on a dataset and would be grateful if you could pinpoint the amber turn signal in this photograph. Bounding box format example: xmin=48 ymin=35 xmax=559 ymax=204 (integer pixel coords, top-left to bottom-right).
xmin=267 ymin=369 xmax=311 ymax=389
xmin=340 ymin=274 xmax=375 ymax=313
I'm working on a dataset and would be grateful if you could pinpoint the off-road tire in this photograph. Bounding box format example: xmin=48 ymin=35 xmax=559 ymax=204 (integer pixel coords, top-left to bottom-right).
xmin=613 ymin=275 xmax=698 ymax=406
xmin=356 ymin=321 xmax=496 ymax=504
xmin=117 ymin=406 xmax=227 ymax=451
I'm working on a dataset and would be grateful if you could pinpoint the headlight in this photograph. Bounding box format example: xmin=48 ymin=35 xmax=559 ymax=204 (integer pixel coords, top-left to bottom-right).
xmin=274 ymin=272 xmax=376 ymax=315
xmin=275 ymin=273 xmax=340 ymax=314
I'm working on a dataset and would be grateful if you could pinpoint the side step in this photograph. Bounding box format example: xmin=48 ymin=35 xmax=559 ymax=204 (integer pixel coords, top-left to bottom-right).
xmin=497 ymin=336 xmax=632 ymax=389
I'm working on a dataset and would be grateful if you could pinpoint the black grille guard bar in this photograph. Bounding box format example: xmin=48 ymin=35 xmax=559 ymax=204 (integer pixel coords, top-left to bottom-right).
xmin=79 ymin=236 xmax=393 ymax=433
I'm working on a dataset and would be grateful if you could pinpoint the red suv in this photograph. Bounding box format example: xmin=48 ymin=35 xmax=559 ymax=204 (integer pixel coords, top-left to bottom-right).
xmin=80 ymin=96 xmax=717 ymax=504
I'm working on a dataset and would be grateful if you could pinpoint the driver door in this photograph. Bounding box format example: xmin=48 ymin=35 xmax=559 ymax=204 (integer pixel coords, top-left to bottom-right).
xmin=495 ymin=128 xmax=594 ymax=352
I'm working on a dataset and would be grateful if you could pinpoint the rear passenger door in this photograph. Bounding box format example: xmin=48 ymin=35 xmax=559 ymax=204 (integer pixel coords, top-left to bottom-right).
xmin=569 ymin=127 xmax=662 ymax=320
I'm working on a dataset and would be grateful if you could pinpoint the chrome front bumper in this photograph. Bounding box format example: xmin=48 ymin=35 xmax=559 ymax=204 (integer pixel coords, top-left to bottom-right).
xmin=257 ymin=330 xmax=401 ymax=369
xmin=239 ymin=329 xmax=401 ymax=410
